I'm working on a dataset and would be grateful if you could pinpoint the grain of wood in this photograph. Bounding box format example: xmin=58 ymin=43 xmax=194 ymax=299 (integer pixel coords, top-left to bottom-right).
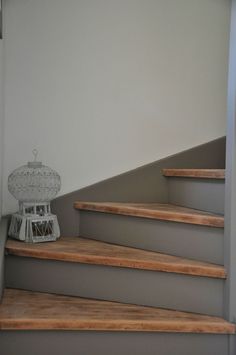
xmin=6 ymin=237 xmax=226 ymax=278
xmin=0 ymin=289 xmax=234 ymax=333
xmin=74 ymin=202 xmax=224 ymax=228
xmin=162 ymin=169 xmax=225 ymax=179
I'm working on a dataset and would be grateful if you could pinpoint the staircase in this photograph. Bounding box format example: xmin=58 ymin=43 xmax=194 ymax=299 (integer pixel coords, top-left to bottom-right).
xmin=1 ymin=168 xmax=235 ymax=355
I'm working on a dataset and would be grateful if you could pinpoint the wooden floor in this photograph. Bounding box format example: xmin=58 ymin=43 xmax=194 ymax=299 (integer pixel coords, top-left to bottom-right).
xmin=6 ymin=237 xmax=226 ymax=279
xmin=74 ymin=202 xmax=224 ymax=227
xmin=162 ymin=169 xmax=225 ymax=179
xmin=0 ymin=289 xmax=234 ymax=333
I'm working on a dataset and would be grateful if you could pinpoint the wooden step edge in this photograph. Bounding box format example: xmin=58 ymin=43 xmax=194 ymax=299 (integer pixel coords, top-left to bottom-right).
xmin=5 ymin=237 xmax=226 ymax=279
xmin=74 ymin=202 xmax=224 ymax=228
xmin=162 ymin=169 xmax=225 ymax=179
xmin=1 ymin=319 xmax=234 ymax=334
xmin=0 ymin=289 xmax=235 ymax=334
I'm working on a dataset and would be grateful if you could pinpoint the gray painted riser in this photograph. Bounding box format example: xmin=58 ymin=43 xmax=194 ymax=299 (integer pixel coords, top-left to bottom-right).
xmin=0 ymin=332 xmax=229 ymax=355
xmin=79 ymin=212 xmax=224 ymax=264
xmin=167 ymin=178 xmax=225 ymax=215
xmin=0 ymin=218 xmax=9 ymax=300
xmin=6 ymin=256 xmax=224 ymax=316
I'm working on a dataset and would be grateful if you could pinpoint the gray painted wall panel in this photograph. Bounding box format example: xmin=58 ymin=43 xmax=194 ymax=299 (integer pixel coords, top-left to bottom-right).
xmin=52 ymin=137 xmax=226 ymax=236
xmin=0 ymin=217 xmax=10 ymax=301
xmin=6 ymin=255 xmax=224 ymax=316
xmin=80 ymin=212 xmax=224 ymax=264
xmin=224 ymin=0 xmax=236 ymax=331
xmin=0 ymin=332 xmax=229 ymax=355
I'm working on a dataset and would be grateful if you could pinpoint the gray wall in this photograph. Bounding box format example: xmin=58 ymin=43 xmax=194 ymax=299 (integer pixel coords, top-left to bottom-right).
xmin=0 ymin=3 xmax=6 ymax=302
xmin=0 ymin=217 xmax=9 ymax=300
xmin=224 ymin=0 xmax=236 ymax=342
xmin=0 ymin=39 xmax=3 ymax=219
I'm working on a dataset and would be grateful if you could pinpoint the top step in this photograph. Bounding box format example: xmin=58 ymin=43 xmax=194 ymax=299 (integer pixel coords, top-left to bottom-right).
xmin=162 ymin=169 xmax=225 ymax=179
xmin=75 ymin=202 xmax=224 ymax=228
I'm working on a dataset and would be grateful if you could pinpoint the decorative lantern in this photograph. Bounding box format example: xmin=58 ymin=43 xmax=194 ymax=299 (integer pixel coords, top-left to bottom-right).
xmin=8 ymin=150 xmax=61 ymax=243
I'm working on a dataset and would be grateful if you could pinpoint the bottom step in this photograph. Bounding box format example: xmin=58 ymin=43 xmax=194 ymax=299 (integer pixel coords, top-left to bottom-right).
xmin=0 ymin=289 xmax=234 ymax=333
xmin=0 ymin=289 xmax=234 ymax=355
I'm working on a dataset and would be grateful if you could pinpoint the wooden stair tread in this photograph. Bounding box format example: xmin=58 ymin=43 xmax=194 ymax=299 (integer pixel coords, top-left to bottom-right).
xmin=74 ymin=202 xmax=224 ymax=228
xmin=162 ymin=169 xmax=225 ymax=179
xmin=0 ymin=289 xmax=234 ymax=333
xmin=6 ymin=237 xmax=226 ymax=279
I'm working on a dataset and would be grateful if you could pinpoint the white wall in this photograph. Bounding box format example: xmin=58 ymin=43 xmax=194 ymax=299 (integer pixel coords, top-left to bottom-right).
xmin=2 ymin=0 xmax=230 ymax=214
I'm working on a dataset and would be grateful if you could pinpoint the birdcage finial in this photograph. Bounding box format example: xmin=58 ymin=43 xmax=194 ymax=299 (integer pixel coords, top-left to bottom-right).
xmin=32 ymin=149 xmax=38 ymax=162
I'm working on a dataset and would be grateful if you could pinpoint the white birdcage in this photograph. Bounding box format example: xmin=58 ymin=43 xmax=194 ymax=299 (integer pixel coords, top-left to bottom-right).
xmin=8 ymin=150 xmax=61 ymax=243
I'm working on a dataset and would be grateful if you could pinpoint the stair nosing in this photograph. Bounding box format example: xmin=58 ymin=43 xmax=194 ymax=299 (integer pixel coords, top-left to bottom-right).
xmin=162 ymin=169 xmax=225 ymax=179
xmin=74 ymin=202 xmax=224 ymax=228
xmin=5 ymin=237 xmax=226 ymax=279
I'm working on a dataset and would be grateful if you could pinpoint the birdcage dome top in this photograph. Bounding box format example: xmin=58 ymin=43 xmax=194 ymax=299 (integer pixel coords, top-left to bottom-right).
xmin=8 ymin=150 xmax=61 ymax=202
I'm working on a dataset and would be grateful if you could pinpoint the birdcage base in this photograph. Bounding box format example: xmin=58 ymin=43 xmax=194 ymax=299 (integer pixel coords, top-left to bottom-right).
xmin=8 ymin=213 xmax=60 ymax=243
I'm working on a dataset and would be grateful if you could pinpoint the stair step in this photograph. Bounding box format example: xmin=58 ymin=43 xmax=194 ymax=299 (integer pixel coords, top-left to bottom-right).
xmin=0 ymin=289 xmax=234 ymax=333
xmin=162 ymin=169 xmax=225 ymax=179
xmin=163 ymin=169 xmax=225 ymax=215
xmin=6 ymin=237 xmax=226 ymax=279
xmin=75 ymin=202 xmax=224 ymax=228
